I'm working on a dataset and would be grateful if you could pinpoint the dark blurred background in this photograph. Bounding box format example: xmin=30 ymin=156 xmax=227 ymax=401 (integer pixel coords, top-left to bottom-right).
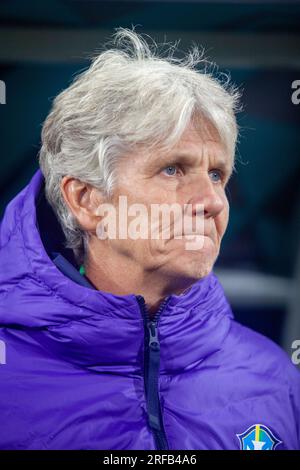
xmin=0 ymin=0 xmax=299 ymax=359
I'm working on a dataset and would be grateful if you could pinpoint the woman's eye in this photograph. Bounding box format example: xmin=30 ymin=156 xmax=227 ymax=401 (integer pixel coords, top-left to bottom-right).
xmin=162 ymin=165 xmax=178 ymax=176
xmin=209 ymin=169 xmax=223 ymax=183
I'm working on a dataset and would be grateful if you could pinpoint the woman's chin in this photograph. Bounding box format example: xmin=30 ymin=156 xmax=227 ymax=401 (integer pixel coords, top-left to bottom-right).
xmin=169 ymin=238 xmax=219 ymax=279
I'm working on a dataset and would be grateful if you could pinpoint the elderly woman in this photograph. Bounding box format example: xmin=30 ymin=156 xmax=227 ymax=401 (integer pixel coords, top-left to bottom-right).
xmin=0 ymin=28 xmax=299 ymax=451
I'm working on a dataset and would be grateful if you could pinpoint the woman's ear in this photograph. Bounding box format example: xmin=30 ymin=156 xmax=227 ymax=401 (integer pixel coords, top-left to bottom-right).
xmin=60 ymin=176 xmax=103 ymax=232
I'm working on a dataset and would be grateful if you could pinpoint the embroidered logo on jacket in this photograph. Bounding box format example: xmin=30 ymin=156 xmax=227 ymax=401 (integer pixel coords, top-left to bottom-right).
xmin=236 ymin=424 xmax=282 ymax=450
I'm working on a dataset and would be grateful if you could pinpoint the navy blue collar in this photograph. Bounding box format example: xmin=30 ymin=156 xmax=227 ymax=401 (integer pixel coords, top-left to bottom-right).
xmin=51 ymin=252 xmax=95 ymax=289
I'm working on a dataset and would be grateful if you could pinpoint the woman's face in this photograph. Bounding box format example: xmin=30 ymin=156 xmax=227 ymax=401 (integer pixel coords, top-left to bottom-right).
xmin=101 ymin=118 xmax=233 ymax=286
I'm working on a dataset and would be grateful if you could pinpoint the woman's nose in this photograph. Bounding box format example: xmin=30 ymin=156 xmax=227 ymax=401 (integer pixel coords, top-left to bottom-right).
xmin=186 ymin=174 xmax=225 ymax=219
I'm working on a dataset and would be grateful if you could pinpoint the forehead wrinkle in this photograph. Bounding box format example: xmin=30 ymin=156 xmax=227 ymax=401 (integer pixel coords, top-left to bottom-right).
xmin=167 ymin=148 xmax=233 ymax=175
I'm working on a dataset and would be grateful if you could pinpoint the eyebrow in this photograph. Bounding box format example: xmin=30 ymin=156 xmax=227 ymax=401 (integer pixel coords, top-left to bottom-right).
xmin=151 ymin=152 xmax=234 ymax=176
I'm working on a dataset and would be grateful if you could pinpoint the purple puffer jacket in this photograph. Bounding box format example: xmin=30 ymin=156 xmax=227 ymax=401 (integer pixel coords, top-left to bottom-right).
xmin=0 ymin=169 xmax=299 ymax=450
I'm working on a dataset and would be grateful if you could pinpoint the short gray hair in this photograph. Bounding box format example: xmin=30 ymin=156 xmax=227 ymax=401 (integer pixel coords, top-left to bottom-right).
xmin=39 ymin=27 xmax=241 ymax=265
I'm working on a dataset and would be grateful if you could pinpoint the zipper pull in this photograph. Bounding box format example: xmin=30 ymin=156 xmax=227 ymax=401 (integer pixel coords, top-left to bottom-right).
xmin=147 ymin=321 xmax=160 ymax=351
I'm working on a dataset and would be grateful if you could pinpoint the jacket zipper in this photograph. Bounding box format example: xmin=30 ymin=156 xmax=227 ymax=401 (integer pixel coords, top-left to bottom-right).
xmin=136 ymin=294 xmax=171 ymax=450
